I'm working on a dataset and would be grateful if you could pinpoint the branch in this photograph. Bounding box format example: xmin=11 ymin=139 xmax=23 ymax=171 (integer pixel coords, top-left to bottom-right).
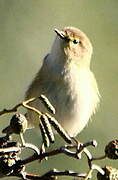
xmin=0 ymin=97 xmax=117 ymax=180
xmin=19 ymin=140 xmax=98 ymax=165
xmin=0 ymin=103 xmax=22 ymax=116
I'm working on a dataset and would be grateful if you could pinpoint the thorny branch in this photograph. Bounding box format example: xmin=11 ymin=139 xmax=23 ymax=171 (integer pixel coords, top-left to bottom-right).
xmin=0 ymin=96 xmax=117 ymax=179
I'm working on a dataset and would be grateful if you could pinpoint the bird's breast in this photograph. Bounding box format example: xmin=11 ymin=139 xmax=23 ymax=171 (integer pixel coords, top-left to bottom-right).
xmin=46 ymin=65 xmax=100 ymax=136
xmin=26 ymin=63 xmax=100 ymax=137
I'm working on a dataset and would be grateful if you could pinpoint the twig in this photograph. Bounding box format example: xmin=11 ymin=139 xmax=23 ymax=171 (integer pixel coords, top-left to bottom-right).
xmin=19 ymin=141 xmax=97 ymax=166
xmin=22 ymin=98 xmax=42 ymax=116
xmin=22 ymin=143 xmax=40 ymax=155
xmin=92 ymin=155 xmax=106 ymax=161
xmin=0 ymin=103 xmax=22 ymax=116
xmin=41 ymin=169 xmax=87 ymax=179
xmin=10 ymin=169 xmax=87 ymax=179
xmin=0 ymin=97 xmax=43 ymax=117
xmin=84 ymin=164 xmax=105 ymax=180
xmin=0 ymin=146 xmax=21 ymax=154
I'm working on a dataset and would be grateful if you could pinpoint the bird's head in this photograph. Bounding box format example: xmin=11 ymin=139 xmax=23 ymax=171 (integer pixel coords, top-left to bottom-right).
xmin=51 ymin=27 xmax=93 ymax=68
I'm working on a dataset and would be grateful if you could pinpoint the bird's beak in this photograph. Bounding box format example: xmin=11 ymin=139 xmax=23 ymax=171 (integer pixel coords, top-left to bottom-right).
xmin=54 ymin=29 xmax=66 ymax=39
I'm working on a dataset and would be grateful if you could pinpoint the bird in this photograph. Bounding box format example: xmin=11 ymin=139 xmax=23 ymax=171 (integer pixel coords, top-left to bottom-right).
xmin=25 ymin=26 xmax=100 ymax=137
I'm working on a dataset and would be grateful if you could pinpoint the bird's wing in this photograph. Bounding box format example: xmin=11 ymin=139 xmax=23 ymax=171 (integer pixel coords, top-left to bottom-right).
xmin=25 ymin=54 xmax=51 ymax=127
xmin=25 ymin=53 xmax=50 ymax=99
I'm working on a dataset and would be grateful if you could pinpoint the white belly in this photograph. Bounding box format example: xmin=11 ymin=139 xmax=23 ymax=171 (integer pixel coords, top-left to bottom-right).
xmin=26 ymin=67 xmax=100 ymax=137
xmin=49 ymin=69 xmax=100 ymax=136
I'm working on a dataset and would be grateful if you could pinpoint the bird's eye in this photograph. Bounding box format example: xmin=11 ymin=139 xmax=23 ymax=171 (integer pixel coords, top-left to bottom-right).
xmin=72 ymin=39 xmax=80 ymax=44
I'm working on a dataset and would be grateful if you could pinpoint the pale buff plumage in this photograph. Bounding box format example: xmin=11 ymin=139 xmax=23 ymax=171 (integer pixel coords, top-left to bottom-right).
xmin=25 ymin=27 xmax=100 ymax=137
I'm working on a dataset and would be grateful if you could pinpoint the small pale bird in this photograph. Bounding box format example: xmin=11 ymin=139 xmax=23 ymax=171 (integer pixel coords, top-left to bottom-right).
xmin=25 ymin=26 xmax=100 ymax=137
